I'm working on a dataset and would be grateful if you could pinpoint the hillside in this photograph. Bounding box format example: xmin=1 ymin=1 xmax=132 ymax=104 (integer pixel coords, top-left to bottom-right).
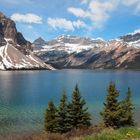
xmin=0 ymin=12 xmax=54 ymax=70
xmin=33 ymin=34 xmax=140 ymax=69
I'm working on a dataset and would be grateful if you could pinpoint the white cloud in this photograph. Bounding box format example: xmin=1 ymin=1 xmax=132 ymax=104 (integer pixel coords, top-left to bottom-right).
xmin=68 ymin=0 xmax=118 ymax=28
xmin=121 ymin=0 xmax=139 ymax=7
xmin=134 ymin=28 xmax=140 ymax=34
xmin=121 ymin=0 xmax=140 ymax=13
xmin=89 ymin=0 xmax=117 ymax=23
xmin=11 ymin=13 xmax=42 ymax=24
xmin=47 ymin=18 xmax=74 ymax=30
xmin=69 ymin=0 xmax=140 ymax=29
xmin=47 ymin=17 xmax=87 ymax=31
xmin=73 ymin=20 xmax=87 ymax=29
xmin=67 ymin=7 xmax=89 ymax=18
xmin=81 ymin=0 xmax=140 ymax=8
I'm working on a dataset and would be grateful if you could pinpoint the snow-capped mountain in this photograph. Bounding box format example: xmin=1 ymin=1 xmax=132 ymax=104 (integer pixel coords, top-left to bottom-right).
xmin=120 ymin=31 xmax=140 ymax=43
xmin=0 ymin=12 xmax=54 ymax=70
xmin=34 ymin=33 xmax=140 ymax=69
xmin=34 ymin=35 xmax=106 ymax=53
xmin=120 ymin=31 xmax=140 ymax=48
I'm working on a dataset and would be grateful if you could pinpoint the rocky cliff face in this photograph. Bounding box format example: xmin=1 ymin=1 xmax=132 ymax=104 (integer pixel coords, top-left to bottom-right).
xmin=0 ymin=12 xmax=54 ymax=70
xmin=0 ymin=12 xmax=32 ymax=55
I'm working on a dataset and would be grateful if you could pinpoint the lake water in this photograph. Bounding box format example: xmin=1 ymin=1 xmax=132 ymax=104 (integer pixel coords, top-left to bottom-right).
xmin=0 ymin=69 xmax=140 ymax=134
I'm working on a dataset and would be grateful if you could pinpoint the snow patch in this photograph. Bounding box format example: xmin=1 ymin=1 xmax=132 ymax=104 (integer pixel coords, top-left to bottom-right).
xmin=0 ymin=38 xmax=54 ymax=70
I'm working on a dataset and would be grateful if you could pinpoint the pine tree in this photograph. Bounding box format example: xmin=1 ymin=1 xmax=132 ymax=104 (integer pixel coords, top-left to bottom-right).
xmin=100 ymin=82 xmax=121 ymax=128
xmin=68 ymin=84 xmax=91 ymax=129
xmin=56 ymin=92 xmax=71 ymax=133
xmin=44 ymin=101 xmax=57 ymax=133
xmin=119 ymin=87 xmax=134 ymax=126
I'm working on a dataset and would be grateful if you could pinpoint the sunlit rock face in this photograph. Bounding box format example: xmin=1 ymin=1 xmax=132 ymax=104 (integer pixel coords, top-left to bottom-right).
xmin=0 ymin=12 xmax=54 ymax=70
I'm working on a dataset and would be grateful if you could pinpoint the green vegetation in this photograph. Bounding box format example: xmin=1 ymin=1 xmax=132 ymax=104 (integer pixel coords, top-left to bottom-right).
xmin=43 ymin=82 xmax=137 ymax=140
xmin=56 ymin=92 xmax=71 ymax=133
xmin=45 ymin=85 xmax=91 ymax=133
xmin=44 ymin=101 xmax=57 ymax=133
xmin=100 ymin=81 xmax=120 ymax=128
xmin=3 ymin=127 xmax=140 ymax=140
xmin=119 ymin=87 xmax=134 ymax=126
xmin=100 ymin=82 xmax=134 ymax=128
xmin=82 ymin=127 xmax=140 ymax=140
xmin=68 ymin=84 xmax=91 ymax=129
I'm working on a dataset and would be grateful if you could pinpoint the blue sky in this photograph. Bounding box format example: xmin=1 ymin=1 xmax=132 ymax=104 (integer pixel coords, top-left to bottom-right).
xmin=1 ymin=0 xmax=140 ymax=42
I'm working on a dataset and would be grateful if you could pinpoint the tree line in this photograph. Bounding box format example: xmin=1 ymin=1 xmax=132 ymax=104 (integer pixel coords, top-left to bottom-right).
xmin=44 ymin=82 xmax=134 ymax=134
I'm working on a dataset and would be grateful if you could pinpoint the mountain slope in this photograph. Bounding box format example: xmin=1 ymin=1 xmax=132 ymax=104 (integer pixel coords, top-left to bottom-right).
xmin=120 ymin=31 xmax=140 ymax=49
xmin=0 ymin=38 xmax=54 ymax=70
xmin=34 ymin=35 xmax=140 ymax=69
xmin=0 ymin=12 xmax=54 ymax=70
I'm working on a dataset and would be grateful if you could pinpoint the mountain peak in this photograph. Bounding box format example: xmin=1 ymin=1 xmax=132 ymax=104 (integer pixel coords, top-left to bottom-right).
xmin=0 ymin=11 xmax=32 ymax=54
xmin=120 ymin=31 xmax=140 ymax=43
xmin=126 ymin=29 xmax=140 ymax=36
xmin=35 ymin=37 xmax=45 ymax=41
xmin=0 ymin=12 xmax=5 ymax=18
xmin=0 ymin=12 xmax=54 ymax=70
xmin=33 ymin=37 xmax=47 ymax=48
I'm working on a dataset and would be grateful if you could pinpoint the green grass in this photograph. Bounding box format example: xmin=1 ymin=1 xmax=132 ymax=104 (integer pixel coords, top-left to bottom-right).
xmin=82 ymin=127 xmax=140 ymax=140
xmin=1 ymin=127 xmax=140 ymax=140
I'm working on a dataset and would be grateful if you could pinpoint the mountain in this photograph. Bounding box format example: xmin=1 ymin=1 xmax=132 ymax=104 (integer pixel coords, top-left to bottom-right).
xmin=0 ymin=12 xmax=54 ymax=70
xmin=34 ymin=35 xmax=105 ymax=53
xmin=120 ymin=31 xmax=140 ymax=48
xmin=34 ymin=34 xmax=140 ymax=69
xmin=33 ymin=37 xmax=47 ymax=50
xmin=120 ymin=31 xmax=140 ymax=43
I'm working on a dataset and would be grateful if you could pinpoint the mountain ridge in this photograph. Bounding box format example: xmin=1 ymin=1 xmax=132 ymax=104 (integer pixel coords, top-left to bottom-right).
xmin=33 ymin=33 xmax=140 ymax=69
xmin=1 ymin=11 xmax=140 ymax=70
xmin=0 ymin=12 xmax=54 ymax=70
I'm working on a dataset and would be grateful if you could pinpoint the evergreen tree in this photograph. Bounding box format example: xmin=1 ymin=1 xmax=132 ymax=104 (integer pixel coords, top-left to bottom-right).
xmin=68 ymin=84 xmax=91 ymax=129
xmin=56 ymin=92 xmax=71 ymax=133
xmin=100 ymin=82 xmax=121 ymax=128
xmin=44 ymin=101 xmax=57 ymax=133
xmin=119 ymin=87 xmax=134 ymax=126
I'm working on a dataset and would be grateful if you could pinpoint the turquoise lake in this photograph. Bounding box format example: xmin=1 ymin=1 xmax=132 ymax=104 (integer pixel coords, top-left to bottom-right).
xmin=0 ymin=69 xmax=140 ymax=134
